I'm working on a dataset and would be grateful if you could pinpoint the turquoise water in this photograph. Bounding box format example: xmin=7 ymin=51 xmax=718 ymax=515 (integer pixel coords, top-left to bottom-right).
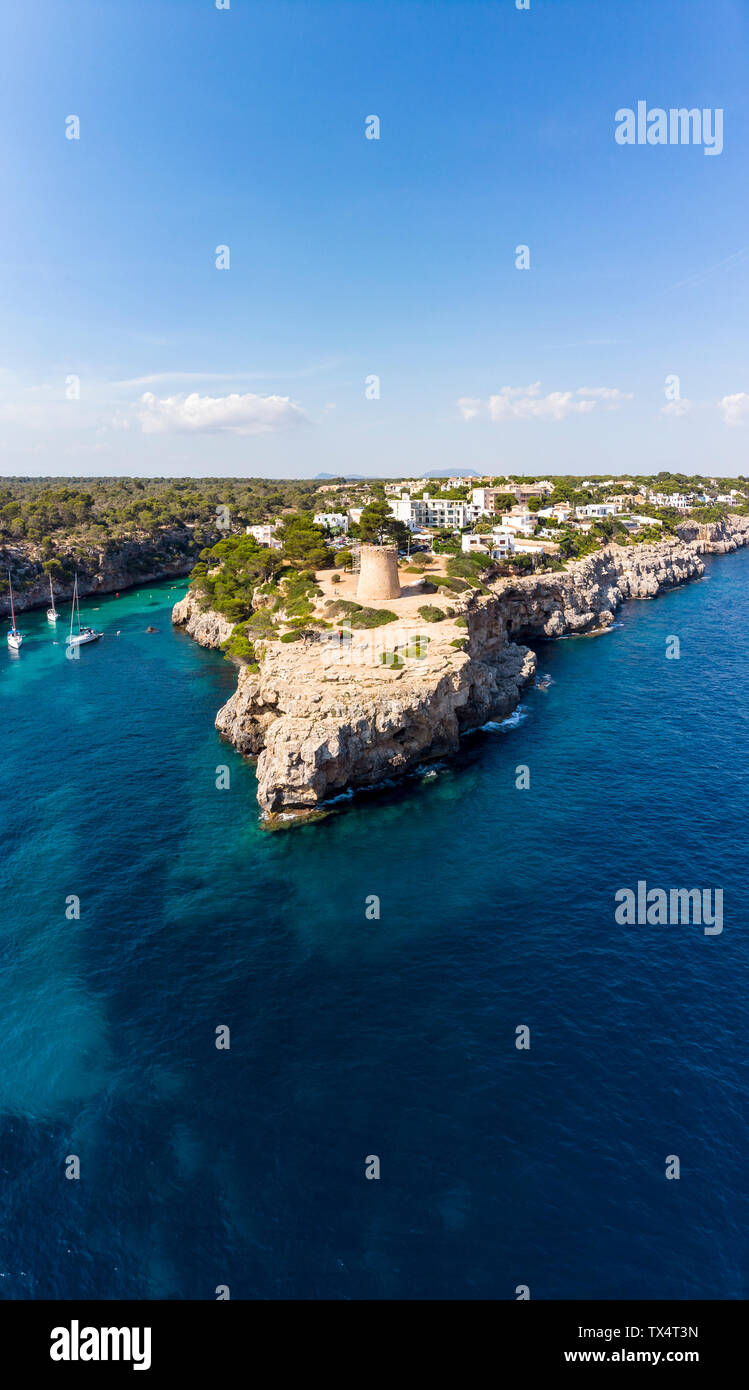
xmin=1 ymin=554 xmax=747 ymax=1299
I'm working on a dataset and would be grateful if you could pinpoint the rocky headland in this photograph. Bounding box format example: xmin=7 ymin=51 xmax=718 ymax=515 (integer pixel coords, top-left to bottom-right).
xmin=173 ymin=517 xmax=749 ymax=823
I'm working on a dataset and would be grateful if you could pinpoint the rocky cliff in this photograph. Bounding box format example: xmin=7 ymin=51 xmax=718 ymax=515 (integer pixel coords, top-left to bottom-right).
xmin=0 ymin=526 xmax=213 ymax=620
xmin=215 ymin=635 xmax=535 ymax=817
xmin=173 ymin=518 xmax=749 ymax=822
xmin=171 ymin=592 xmax=235 ymax=648
xmin=676 ymin=515 xmax=749 ymax=552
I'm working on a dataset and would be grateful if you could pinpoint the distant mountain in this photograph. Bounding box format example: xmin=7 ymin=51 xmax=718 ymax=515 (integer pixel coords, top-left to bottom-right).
xmin=314 ymin=473 xmax=367 ymax=481
xmin=424 ymin=468 xmax=481 ymax=479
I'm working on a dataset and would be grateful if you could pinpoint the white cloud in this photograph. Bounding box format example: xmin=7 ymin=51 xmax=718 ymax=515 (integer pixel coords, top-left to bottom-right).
xmin=460 ymin=383 xmax=633 ymax=423
xmin=457 ymin=396 xmax=482 ymax=420
xmin=661 ymin=398 xmax=692 ymax=417
xmin=718 ymin=392 xmax=749 ymax=425
xmin=488 ymin=389 xmax=593 ymax=421
xmin=137 ymin=390 xmax=308 ymax=435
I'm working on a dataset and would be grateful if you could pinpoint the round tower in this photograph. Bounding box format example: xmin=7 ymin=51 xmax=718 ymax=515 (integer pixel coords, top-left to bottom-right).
xmin=356 ymin=544 xmax=401 ymax=602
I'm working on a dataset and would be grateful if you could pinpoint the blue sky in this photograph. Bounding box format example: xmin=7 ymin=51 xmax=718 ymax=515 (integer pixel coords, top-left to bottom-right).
xmin=1 ymin=0 xmax=749 ymax=477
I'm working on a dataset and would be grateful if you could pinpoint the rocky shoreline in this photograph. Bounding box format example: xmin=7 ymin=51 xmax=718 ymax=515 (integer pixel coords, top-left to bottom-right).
xmin=173 ymin=517 xmax=749 ymax=824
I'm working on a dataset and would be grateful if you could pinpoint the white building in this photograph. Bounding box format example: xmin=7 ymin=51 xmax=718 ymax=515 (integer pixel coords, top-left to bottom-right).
xmin=512 ymin=538 xmax=547 ymax=556
xmin=246 ymin=523 xmax=282 ymax=548
xmin=489 ymin=526 xmax=516 ymax=556
xmin=584 ymin=478 xmax=635 ymax=490
xmin=463 ymin=528 xmax=516 ymax=558
xmin=389 ymin=495 xmax=481 ymax=531
xmin=576 ymin=502 xmax=620 ymax=518
xmin=618 ymin=514 xmax=663 ymax=531
xmin=461 ymin=533 xmax=491 ymax=554
xmin=313 ymin=512 xmax=349 ymax=532
xmin=646 ymin=492 xmax=694 ymax=510
xmin=500 ymin=510 xmax=536 ymax=536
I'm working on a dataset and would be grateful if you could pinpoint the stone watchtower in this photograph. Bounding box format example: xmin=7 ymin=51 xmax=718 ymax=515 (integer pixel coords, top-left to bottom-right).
xmin=356 ymin=544 xmax=402 ymax=602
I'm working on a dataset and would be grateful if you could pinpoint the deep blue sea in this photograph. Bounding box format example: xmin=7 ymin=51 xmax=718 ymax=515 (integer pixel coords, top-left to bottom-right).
xmin=1 ymin=552 xmax=747 ymax=1300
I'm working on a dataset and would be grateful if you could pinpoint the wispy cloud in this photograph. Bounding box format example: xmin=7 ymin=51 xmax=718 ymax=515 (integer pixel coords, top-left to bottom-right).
xmin=459 ymin=383 xmax=633 ymax=423
xmin=114 ymin=361 xmax=340 ymax=389
xmin=664 ymin=243 xmax=749 ymax=294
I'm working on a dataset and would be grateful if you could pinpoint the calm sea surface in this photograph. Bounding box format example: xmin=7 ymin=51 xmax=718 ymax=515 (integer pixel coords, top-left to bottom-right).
xmin=1 ymin=553 xmax=747 ymax=1299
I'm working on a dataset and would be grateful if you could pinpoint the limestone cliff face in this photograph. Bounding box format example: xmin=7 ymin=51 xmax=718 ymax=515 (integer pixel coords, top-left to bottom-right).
xmin=0 ymin=527 xmax=211 ymax=619
xmin=676 ymin=514 xmax=749 ymax=553
xmin=172 ymin=591 xmax=234 ymax=648
xmin=215 ymin=637 xmax=535 ymax=816
xmin=475 ymin=540 xmax=706 ymax=645
xmin=173 ymin=518 xmax=749 ymax=821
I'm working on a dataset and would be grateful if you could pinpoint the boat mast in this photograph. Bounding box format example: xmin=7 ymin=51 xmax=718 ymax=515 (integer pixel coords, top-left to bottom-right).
xmin=8 ymin=570 xmax=16 ymax=632
xmin=70 ymin=575 xmax=77 ymax=640
xmin=49 ymin=572 xmax=55 ymax=612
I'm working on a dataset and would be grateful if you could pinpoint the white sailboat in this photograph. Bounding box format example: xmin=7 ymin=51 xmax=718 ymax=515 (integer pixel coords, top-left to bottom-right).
xmin=67 ymin=574 xmax=102 ymax=648
xmin=47 ymin=572 xmax=58 ymax=623
xmin=7 ymin=571 xmax=23 ymax=650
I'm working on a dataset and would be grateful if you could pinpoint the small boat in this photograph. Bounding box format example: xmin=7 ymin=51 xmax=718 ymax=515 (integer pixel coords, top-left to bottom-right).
xmin=47 ymin=572 xmax=58 ymax=623
xmin=67 ymin=574 xmax=102 ymax=648
xmin=7 ymin=571 xmax=23 ymax=650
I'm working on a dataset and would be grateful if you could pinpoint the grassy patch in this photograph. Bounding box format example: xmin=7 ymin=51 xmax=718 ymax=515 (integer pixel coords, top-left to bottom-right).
xmin=348 ymin=607 xmax=398 ymax=628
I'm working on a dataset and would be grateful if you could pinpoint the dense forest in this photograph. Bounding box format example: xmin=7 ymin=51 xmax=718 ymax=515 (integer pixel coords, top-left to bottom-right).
xmin=0 ymin=476 xmax=321 ymax=543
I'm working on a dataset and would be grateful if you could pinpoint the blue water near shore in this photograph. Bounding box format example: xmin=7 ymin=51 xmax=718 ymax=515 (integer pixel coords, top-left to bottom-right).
xmin=1 ymin=553 xmax=747 ymax=1300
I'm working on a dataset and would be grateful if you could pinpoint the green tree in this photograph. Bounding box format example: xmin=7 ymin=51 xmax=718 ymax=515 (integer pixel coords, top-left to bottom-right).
xmin=277 ymin=514 xmax=333 ymax=569
xmin=357 ymin=499 xmax=409 ymax=547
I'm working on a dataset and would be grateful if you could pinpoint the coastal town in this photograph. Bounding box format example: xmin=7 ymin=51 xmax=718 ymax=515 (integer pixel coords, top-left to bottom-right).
xmin=246 ymin=471 xmax=748 ymax=571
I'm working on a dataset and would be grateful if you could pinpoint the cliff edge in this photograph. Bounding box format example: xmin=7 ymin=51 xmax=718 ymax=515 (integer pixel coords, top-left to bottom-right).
xmin=173 ymin=518 xmax=749 ymax=821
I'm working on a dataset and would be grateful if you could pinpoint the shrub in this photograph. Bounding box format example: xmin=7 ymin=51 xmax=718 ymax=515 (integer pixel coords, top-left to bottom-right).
xmin=349 ymin=607 xmax=398 ymax=628
xmin=404 ymin=634 xmax=429 ymax=659
xmin=280 ymin=629 xmax=304 ymax=643
xmin=245 ymin=609 xmax=278 ymax=639
xmin=325 ymin=599 xmax=362 ymax=617
xmin=418 ymin=605 xmax=446 ymax=623
xmin=454 ymin=616 xmax=468 ymax=628
xmin=434 ymin=576 xmax=469 ymax=593
xmin=331 ymin=573 xmax=342 ymax=584
xmin=221 ymin=624 xmax=256 ymax=664
xmin=450 ymin=638 xmax=468 ymax=651
xmin=446 ymin=554 xmax=489 ymax=583
xmin=379 ymin=651 xmax=405 ymax=669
